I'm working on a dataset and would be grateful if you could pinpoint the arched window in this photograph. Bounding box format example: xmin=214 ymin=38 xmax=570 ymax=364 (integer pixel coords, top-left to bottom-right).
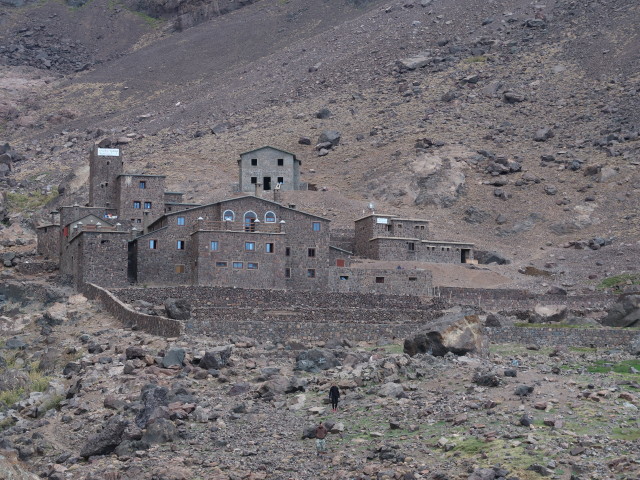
xmin=223 ymin=210 xmax=235 ymax=221
xmin=265 ymin=211 xmax=276 ymax=223
xmin=244 ymin=211 xmax=257 ymax=232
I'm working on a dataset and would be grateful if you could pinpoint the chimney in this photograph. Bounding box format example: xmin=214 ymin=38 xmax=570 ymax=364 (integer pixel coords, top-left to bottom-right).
xmin=254 ymin=182 xmax=263 ymax=198
xmin=273 ymin=184 xmax=282 ymax=204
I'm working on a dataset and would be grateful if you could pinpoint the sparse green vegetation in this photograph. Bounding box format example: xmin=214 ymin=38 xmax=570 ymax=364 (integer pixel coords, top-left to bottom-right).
xmin=611 ymin=427 xmax=640 ymax=441
xmin=597 ymin=274 xmax=640 ymax=292
xmin=587 ymin=359 xmax=640 ymax=375
xmin=464 ymin=55 xmax=487 ymax=63
xmin=6 ymin=187 xmax=58 ymax=214
xmin=0 ymin=388 xmax=24 ymax=407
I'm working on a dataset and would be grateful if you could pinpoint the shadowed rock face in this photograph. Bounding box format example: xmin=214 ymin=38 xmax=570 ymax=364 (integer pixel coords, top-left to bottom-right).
xmin=600 ymin=294 xmax=640 ymax=328
xmin=404 ymin=313 xmax=488 ymax=357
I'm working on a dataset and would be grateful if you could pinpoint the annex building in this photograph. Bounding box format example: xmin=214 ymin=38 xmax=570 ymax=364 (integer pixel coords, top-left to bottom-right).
xmin=37 ymin=144 xmax=474 ymax=295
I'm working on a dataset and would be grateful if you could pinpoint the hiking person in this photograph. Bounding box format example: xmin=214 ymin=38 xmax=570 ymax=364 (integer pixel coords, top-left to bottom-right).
xmin=329 ymin=385 xmax=340 ymax=412
xmin=315 ymin=422 xmax=328 ymax=455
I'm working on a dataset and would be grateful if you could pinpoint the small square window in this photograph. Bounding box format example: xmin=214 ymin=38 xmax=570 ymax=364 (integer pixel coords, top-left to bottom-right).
xmin=285 ymin=247 xmax=291 ymax=257
xmin=133 ymin=201 xmax=141 ymax=209
xmin=139 ymin=181 xmax=146 ymax=189
xmin=266 ymin=243 xmax=274 ymax=253
xmin=247 ymin=262 xmax=259 ymax=270
xmin=210 ymin=241 xmax=219 ymax=251
xmin=251 ymin=177 xmax=257 ymax=184
xmin=376 ymin=277 xmax=385 ymax=284
xmin=277 ymin=158 xmax=284 ymax=166
xmin=177 ymin=240 xmax=185 ymax=250
xmin=245 ymin=242 xmax=255 ymax=251
xmin=285 ymin=268 xmax=291 ymax=278
xmin=175 ymin=264 xmax=185 ymax=273
xmin=144 ymin=202 xmax=152 ymax=209
xmin=339 ymin=275 xmax=349 ymax=281
xmin=136 ymin=219 xmax=142 ymax=223
xmin=233 ymin=262 xmax=243 ymax=269
xmin=312 ymin=222 xmax=321 ymax=232
xmin=308 ymin=248 xmax=316 ymax=257
xmin=251 ymin=158 xmax=258 ymax=166
xmin=177 ymin=216 xmax=185 ymax=226
xmin=149 ymin=240 xmax=157 ymax=249
xmin=216 ymin=261 xmax=227 ymax=267
xmin=307 ymin=269 xmax=316 ymax=278
xmin=277 ymin=177 xmax=284 ymax=184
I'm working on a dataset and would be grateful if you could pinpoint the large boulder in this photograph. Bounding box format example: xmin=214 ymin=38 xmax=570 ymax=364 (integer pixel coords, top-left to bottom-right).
xmin=530 ymin=304 xmax=568 ymax=323
xmin=600 ymin=294 xmax=640 ymax=327
xmin=0 ymin=451 xmax=40 ymax=480
xmin=295 ymin=348 xmax=340 ymax=372
xmin=404 ymin=313 xmax=488 ymax=357
xmin=164 ymin=298 xmax=191 ymax=320
xmin=135 ymin=384 xmax=169 ymax=428
xmin=475 ymin=250 xmax=510 ymax=265
xmin=199 ymin=345 xmax=233 ymax=370
xmin=80 ymin=416 xmax=128 ymax=458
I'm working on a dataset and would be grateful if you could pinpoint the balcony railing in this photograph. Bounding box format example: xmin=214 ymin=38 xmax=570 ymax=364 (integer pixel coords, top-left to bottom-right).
xmin=194 ymin=220 xmax=283 ymax=234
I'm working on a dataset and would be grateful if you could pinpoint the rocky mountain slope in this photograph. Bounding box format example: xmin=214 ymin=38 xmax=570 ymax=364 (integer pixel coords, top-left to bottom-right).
xmin=0 ymin=0 xmax=638 ymax=287
xmin=0 ymin=282 xmax=638 ymax=479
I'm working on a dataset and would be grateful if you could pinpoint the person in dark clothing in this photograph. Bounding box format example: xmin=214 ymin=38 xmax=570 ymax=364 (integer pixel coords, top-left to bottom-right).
xmin=329 ymin=385 xmax=340 ymax=412
xmin=315 ymin=422 xmax=328 ymax=455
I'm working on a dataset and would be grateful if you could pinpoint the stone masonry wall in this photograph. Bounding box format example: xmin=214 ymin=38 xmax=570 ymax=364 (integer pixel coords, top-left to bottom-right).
xmin=488 ymin=326 xmax=638 ymax=348
xmin=82 ymin=283 xmax=182 ymax=337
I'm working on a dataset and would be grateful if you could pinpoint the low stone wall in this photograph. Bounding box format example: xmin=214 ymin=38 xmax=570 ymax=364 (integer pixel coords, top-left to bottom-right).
xmin=487 ymin=326 xmax=639 ymax=348
xmin=82 ymin=283 xmax=182 ymax=338
xmin=14 ymin=260 xmax=58 ymax=276
xmin=439 ymin=287 xmax=613 ymax=310
xmin=111 ymin=286 xmax=436 ymax=310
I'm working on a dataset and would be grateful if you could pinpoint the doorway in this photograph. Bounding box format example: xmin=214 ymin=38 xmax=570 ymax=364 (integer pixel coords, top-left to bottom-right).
xmin=263 ymin=177 xmax=272 ymax=191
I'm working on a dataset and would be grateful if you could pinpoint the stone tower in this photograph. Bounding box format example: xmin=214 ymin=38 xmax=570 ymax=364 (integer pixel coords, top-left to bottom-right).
xmin=89 ymin=145 xmax=123 ymax=208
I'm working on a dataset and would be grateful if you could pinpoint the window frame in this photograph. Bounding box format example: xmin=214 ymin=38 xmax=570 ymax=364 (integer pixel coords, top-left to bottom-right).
xmin=312 ymin=222 xmax=321 ymax=231
xmin=250 ymin=158 xmax=258 ymax=166
xmin=177 ymin=216 xmax=185 ymax=226
xmin=223 ymin=210 xmax=235 ymax=222
xmin=277 ymin=158 xmax=284 ymax=166
xmin=306 ymin=269 xmax=316 ymax=278
xmin=133 ymin=201 xmax=141 ymax=209
xmin=245 ymin=241 xmax=256 ymax=251
xmin=232 ymin=261 xmax=244 ymax=269
xmin=175 ymin=264 xmax=185 ymax=273
xmin=265 ymin=243 xmax=274 ymax=253
xmin=265 ymin=211 xmax=276 ymax=223
xmin=247 ymin=262 xmax=259 ymax=270
xmin=177 ymin=240 xmax=185 ymax=250
xmin=216 ymin=261 xmax=228 ymax=268
xmin=139 ymin=181 xmax=146 ymax=189
xmin=144 ymin=201 xmax=152 ymax=209
xmin=308 ymin=248 xmax=316 ymax=258
xmin=210 ymin=241 xmax=219 ymax=251
xmin=149 ymin=239 xmax=158 ymax=249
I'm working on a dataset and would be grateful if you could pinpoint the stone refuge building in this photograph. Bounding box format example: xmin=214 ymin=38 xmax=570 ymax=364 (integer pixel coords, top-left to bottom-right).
xmin=37 ymin=145 xmax=474 ymax=295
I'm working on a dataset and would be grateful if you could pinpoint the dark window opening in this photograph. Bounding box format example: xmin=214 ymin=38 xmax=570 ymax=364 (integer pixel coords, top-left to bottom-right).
xmin=408 ymin=242 xmax=415 ymax=251
xmin=263 ymin=177 xmax=272 ymax=191
xmin=251 ymin=158 xmax=257 ymax=166
xmin=285 ymin=247 xmax=291 ymax=257
xmin=216 ymin=261 xmax=227 ymax=267
xmin=285 ymin=268 xmax=291 ymax=278
xmin=251 ymin=177 xmax=257 ymax=184
xmin=307 ymin=269 xmax=316 ymax=278
xmin=277 ymin=158 xmax=284 ymax=166
xmin=144 ymin=202 xmax=152 ymax=209
xmin=409 ymin=277 xmax=417 ymax=282
xmin=277 ymin=177 xmax=284 ymax=184
xmin=139 ymin=181 xmax=146 ymax=189
xmin=339 ymin=275 xmax=349 ymax=281
xmin=308 ymin=248 xmax=316 ymax=257
xmin=177 ymin=240 xmax=185 ymax=250
xmin=248 ymin=263 xmax=259 ymax=270
xmin=266 ymin=243 xmax=274 ymax=253
xmin=375 ymin=277 xmax=385 ymax=284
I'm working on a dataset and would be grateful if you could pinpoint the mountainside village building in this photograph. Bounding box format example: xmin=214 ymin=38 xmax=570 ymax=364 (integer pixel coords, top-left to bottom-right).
xmin=37 ymin=145 xmax=474 ymax=295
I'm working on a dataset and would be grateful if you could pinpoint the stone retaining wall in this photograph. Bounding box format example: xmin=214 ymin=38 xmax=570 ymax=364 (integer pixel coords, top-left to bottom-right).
xmin=439 ymin=287 xmax=613 ymax=310
xmin=487 ymin=326 xmax=639 ymax=348
xmin=82 ymin=283 xmax=182 ymax=337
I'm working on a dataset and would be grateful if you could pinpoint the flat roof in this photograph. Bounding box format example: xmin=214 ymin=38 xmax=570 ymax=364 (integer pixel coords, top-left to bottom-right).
xmin=370 ymin=237 xmax=474 ymax=246
xmin=354 ymin=213 xmax=398 ymax=222
xmin=36 ymin=223 xmax=60 ymax=229
xmin=117 ymin=173 xmax=166 ymax=178
xmin=164 ymin=202 xmax=201 ymax=206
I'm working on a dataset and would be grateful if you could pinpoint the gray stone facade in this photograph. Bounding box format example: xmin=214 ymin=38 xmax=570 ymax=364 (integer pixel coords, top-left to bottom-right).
xmin=38 ymin=144 xmax=474 ymax=295
xmin=237 ymin=146 xmax=303 ymax=192
xmin=355 ymin=214 xmax=473 ymax=264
